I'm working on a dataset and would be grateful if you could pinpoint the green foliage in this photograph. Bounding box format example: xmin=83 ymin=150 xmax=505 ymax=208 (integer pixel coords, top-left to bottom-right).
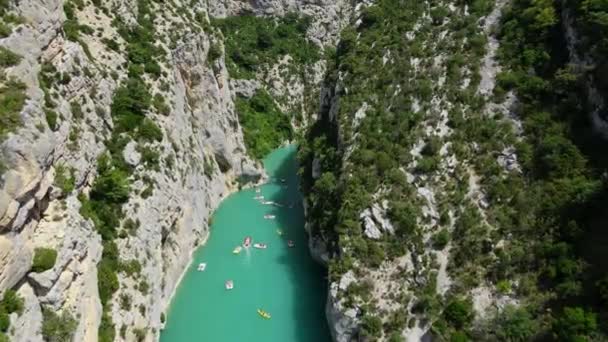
xmin=0 ymin=310 xmax=7 ymax=333
xmin=152 ymin=93 xmax=170 ymax=116
xmin=0 ymin=289 xmax=23 ymax=333
xmin=32 ymin=247 xmax=58 ymax=273
xmin=54 ymin=164 xmax=75 ymax=195
xmin=444 ymin=298 xmax=474 ymax=329
xmin=0 ymin=46 xmax=20 ymax=67
xmin=63 ymin=1 xmax=93 ymax=43
xmin=491 ymin=305 xmax=537 ymax=341
xmin=361 ymin=314 xmax=383 ymax=337
xmin=111 ymin=76 xmax=152 ymax=135
xmin=0 ymin=76 xmax=27 ymax=138
xmin=213 ymin=13 xmax=319 ymax=79
xmin=1 ymin=290 xmax=23 ymax=315
xmin=552 ymin=307 xmax=597 ymax=342
xmin=98 ymin=310 xmax=115 ymax=342
xmin=45 ymin=109 xmax=58 ymax=131
xmin=41 ymin=308 xmax=77 ymax=342
xmin=432 ymin=229 xmax=450 ymax=249
xmin=236 ymin=90 xmax=292 ymax=159
xmin=136 ymin=118 xmax=163 ymax=142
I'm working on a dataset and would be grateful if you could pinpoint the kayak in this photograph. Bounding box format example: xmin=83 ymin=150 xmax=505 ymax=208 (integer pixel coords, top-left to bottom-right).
xmin=287 ymin=240 xmax=295 ymax=248
xmin=264 ymin=215 xmax=276 ymax=220
xmin=197 ymin=263 xmax=206 ymax=271
xmin=233 ymin=246 xmax=242 ymax=254
xmin=243 ymin=236 xmax=252 ymax=248
xmin=276 ymin=229 xmax=283 ymax=236
xmin=257 ymin=309 xmax=271 ymax=319
xmin=253 ymin=243 xmax=267 ymax=249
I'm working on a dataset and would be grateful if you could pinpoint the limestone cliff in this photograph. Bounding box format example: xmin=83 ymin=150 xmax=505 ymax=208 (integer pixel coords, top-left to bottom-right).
xmin=0 ymin=0 xmax=354 ymax=340
xmin=0 ymin=0 xmax=265 ymax=340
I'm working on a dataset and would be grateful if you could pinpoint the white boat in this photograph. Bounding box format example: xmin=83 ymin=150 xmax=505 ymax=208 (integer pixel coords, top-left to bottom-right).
xmin=254 ymin=195 xmax=264 ymax=200
xmin=233 ymin=246 xmax=242 ymax=254
xmin=276 ymin=229 xmax=283 ymax=236
xmin=253 ymin=243 xmax=267 ymax=249
xmin=255 ymin=188 xmax=261 ymax=193
xmin=287 ymin=240 xmax=295 ymax=248
xmin=197 ymin=263 xmax=207 ymax=271
xmin=225 ymin=280 xmax=234 ymax=290
xmin=264 ymin=215 xmax=276 ymax=220
xmin=262 ymin=200 xmax=274 ymax=205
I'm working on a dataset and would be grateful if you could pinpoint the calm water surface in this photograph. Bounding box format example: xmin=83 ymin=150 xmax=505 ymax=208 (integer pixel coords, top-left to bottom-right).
xmin=160 ymin=145 xmax=331 ymax=342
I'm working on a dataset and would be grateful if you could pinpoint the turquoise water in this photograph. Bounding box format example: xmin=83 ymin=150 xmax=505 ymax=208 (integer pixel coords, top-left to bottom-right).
xmin=160 ymin=145 xmax=331 ymax=342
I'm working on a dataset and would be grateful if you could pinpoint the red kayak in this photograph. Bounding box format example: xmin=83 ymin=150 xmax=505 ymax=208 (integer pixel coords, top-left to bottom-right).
xmin=243 ymin=236 xmax=252 ymax=248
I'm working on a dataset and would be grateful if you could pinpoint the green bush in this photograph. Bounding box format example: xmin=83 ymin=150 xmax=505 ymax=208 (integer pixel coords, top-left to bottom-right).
xmin=444 ymin=298 xmax=473 ymax=329
xmin=152 ymin=94 xmax=170 ymax=116
xmin=41 ymin=308 xmax=77 ymax=342
xmin=54 ymin=164 xmax=75 ymax=195
xmin=492 ymin=305 xmax=537 ymax=341
xmin=0 ymin=77 xmax=27 ymax=138
xmin=31 ymin=247 xmax=58 ymax=273
xmin=236 ymin=90 xmax=292 ymax=159
xmin=0 ymin=310 xmax=7 ymax=332
xmin=213 ymin=14 xmax=319 ymax=78
xmin=432 ymin=229 xmax=450 ymax=249
xmin=45 ymin=109 xmax=58 ymax=131
xmin=552 ymin=307 xmax=597 ymax=342
xmin=0 ymin=289 xmax=23 ymax=333
xmin=0 ymin=46 xmax=20 ymax=67
xmin=361 ymin=314 xmax=383 ymax=337
xmin=136 ymin=118 xmax=163 ymax=142
xmin=1 ymin=290 xmax=23 ymax=316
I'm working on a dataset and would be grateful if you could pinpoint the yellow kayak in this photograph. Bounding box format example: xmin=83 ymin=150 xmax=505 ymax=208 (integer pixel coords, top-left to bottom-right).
xmin=257 ymin=309 xmax=271 ymax=319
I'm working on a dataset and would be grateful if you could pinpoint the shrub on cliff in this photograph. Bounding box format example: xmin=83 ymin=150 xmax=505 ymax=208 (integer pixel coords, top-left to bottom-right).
xmin=41 ymin=308 xmax=77 ymax=342
xmin=0 ymin=46 xmax=20 ymax=67
xmin=213 ymin=13 xmax=319 ymax=79
xmin=236 ymin=90 xmax=292 ymax=159
xmin=32 ymin=247 xmax=58 ymax=273
xmin=0 ymin=76 xmax=27 ymax=139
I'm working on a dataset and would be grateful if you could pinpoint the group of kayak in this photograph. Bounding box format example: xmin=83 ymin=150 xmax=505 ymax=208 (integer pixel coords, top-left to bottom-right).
xmin=200 ymin=182 xmax=294 ymax=320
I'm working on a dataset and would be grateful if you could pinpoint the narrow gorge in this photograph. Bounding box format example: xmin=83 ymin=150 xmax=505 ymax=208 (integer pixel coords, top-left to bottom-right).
xmin=0 ymin=0 xmax=607 ymax=341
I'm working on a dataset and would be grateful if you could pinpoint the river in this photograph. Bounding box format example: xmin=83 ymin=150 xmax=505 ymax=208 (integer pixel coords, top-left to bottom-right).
xmin=160 ymin=145 xmax=331 ymax=342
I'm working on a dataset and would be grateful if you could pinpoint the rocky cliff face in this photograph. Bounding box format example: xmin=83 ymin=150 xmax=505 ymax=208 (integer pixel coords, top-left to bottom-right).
xmin=0 ymin=0 xmax=357 ymax=340
xmin=0 ymin=0 xmax=267 ymax=340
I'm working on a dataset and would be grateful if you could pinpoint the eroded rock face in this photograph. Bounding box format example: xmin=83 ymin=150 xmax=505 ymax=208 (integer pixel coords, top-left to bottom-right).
xmin=326 ymin=271 xmax=360 ymax=342
xmin=0 ymin=0 xmax=269 ymax=340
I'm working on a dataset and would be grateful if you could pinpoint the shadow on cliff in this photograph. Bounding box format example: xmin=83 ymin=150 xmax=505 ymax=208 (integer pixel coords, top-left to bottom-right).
xmin=263 ymin=146 xmax=332 ymax=342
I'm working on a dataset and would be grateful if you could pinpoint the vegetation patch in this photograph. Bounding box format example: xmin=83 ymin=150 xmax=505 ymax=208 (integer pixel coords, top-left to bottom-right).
xmin=41 ymin=307 xmax=77 ymax=342
xmin=0 ymin=290 xmax=23 ymax=335
xmin=213 ymin=14 xmax=319 ymax=79
xmin=0 ymin=76 xmax=26 ymax=139
xmin=31 ymin=247 xmax=58 ymax=273
xmin=236 ymin=90 xmax=292 ymax=160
